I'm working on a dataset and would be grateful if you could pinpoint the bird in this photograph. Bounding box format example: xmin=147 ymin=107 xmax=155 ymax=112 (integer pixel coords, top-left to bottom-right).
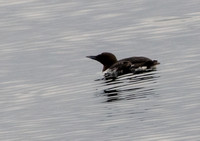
xmin=87 ymin=52 xmax=159 ymax=79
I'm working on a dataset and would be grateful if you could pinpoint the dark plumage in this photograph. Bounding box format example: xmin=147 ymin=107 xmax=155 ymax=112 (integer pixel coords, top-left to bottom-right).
xmin=87 ymin=52 xmax=159 ymax=79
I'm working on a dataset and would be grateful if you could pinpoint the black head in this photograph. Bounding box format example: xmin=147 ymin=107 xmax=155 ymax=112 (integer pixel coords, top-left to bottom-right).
xmin=87 ymin=52 xmax=118 ymax=71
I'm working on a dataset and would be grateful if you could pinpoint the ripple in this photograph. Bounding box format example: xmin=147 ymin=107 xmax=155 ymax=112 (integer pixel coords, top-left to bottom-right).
xmin=95 ymin=71 xmax=159 ymax=102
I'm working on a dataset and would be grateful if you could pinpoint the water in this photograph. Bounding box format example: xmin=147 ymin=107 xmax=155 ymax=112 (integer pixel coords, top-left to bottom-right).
xmin=0 ymin=0 xmax=200 ymax=140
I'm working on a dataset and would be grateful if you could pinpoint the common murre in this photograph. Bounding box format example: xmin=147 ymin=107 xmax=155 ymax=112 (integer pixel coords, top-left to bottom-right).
xmin=87 ymin=52 xmax=159 ymax=79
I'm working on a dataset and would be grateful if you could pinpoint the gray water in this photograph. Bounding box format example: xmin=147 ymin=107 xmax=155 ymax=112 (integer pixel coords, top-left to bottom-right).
xmin=1 ymin=0 xmax=200 ymax=141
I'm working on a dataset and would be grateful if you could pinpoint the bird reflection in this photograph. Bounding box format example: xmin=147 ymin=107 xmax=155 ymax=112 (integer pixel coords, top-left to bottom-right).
xmin=99 ymin=71 xmax=159 ymax=102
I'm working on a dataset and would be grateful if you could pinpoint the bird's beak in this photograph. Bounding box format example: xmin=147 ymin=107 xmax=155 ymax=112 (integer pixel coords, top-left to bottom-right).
xmin=86 ymin=56 xmax=97 ymax=60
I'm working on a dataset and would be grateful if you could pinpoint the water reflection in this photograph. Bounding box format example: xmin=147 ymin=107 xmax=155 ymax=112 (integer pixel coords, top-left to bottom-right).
xmin=97 ymin=71 xmax=159 ymax=102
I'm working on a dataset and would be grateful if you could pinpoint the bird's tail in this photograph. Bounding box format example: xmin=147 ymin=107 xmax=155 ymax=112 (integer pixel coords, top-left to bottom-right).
xmin=153 ymin=60 xmax=160 ymax=65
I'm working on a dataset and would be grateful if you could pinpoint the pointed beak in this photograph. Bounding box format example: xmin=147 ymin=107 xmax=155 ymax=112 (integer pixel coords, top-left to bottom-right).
xmin=86 ymin=56 xmax=97 ymax=60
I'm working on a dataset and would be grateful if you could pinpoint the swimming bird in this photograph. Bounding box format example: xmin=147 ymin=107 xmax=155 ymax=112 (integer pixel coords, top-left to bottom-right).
xmin=87 ymin=52 xmax=159 ymax=79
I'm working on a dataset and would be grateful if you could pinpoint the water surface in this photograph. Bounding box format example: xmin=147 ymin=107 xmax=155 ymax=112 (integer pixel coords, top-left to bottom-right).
xmin=0 ymin=0 xmax=200 ymax=140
